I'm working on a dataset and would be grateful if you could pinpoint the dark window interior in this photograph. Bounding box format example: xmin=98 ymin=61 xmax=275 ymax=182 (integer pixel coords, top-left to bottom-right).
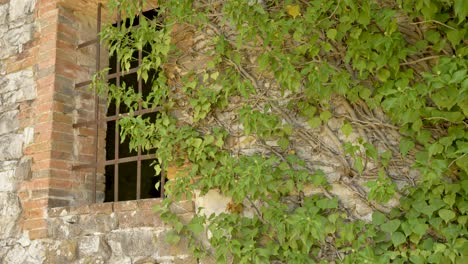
xmin=104 ymin=9 xmax=162 ymax=202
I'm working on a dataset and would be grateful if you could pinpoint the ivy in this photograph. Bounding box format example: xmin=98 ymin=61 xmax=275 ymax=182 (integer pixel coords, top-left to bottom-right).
xmin=99 ymin=0 xmax=468 ymax=263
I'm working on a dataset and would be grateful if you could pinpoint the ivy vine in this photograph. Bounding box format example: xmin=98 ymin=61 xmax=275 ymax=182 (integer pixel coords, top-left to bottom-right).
xmin=97 ymin=0 xmax=468 ymax=263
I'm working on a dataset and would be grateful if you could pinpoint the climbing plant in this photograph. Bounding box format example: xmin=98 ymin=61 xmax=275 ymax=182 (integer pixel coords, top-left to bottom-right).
xmin=97 ymin=0 xmax=467 ymax=263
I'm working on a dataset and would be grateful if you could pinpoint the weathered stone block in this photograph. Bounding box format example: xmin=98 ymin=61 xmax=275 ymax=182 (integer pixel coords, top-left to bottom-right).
xmin=0 ymin=170 xmax=16 ymax=191
xmin=47 ymin=239 xmax=77 ymax=263
xmin=15 ymin=157 xmax=32 ymax=181
xmin=8 ymin=0 xmax=36 ymax=21
xmin=0 ymin=192 xmax=21 ymax=239
xmin=194 ymin=189 xmax=231 ymax=217
xmin=0 ymin=69 xmax=35 ymax=102
xmin=169 ymin=200 xmax=194 ymax=215
xmin=0 ymin=110 xmax=19 ymax=136
xmin=106 ymin=229 xmax=159 ymax=258
xmin=78 ymin=235 xmax=110 ymax=258
xmin=80 ymin=213 xmax=118 ymax=236
xmin=157 ymin=231 xmax=190 ymax=257
xmin=114 ymin=200 xmax=138 ymax=212
xmin=0 ymin=134 xmax=23 ymax=160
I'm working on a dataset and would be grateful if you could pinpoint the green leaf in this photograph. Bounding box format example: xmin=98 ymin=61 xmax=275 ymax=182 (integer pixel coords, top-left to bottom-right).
xmin=372 ymin=212 xmax=387 ymax=225
xmin=317 ymin=198 xmax=338 ymax=209
xmin=326 ymin=29 xmax=337 ymax=41
xmin=188 ymin=222 xmax=204 ymax=234
xmin=447 ymin=29 xmax=463 ymax=47
xmin=311 ymin=170 xmax=328 ymax=186
xmin=391 ymin=232 xmax=406 ymax=247
xmin=155 ymin=164 xmax=162 ymax=175
xmin=165 ymin=231 xmax=181 ymax=244
xmin=278 ymin=137 xmax=290 ymax=150
xmin=308 ymin=117 xmax=322 ymax=128
xmin=439 ymin=209 xmax=456 ymax=223
xmin=319 ymin=110 xmax=332 ymax=122
xmin=381 ymin=219 xmax=401 ymax=233
xmin=192 ymin=138 xmax=203 ymax=148
xmin=454 ymin=0 xmax=468 ymax=22
xmin=354 ymin=156 xmax=364 ymax=174
xmin=399 ymin=137 xmax=415 ymax=157
xmin=377 ymin=69 xmax=391 ymax=82
xmin=286 ymin=5 xmax=301 ymax=18
xmin=341 ymin=122 xmax=353 ymax=137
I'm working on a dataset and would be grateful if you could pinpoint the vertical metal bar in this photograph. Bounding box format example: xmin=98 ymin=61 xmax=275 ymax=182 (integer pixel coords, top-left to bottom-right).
xmin=93 ymin=3 xmax=102 ymax=203
xmin=114 ymin=11 xmax=121 ymax=202
xmin=160 ymin=168 xmax=165 ymax=198
xmin=136 ymin=0 xmax=143 ymax=200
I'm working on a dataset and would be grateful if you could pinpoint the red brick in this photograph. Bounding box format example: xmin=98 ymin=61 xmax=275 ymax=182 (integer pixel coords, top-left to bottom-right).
xmin=25 ymin=208 xmax=46 ymax=219
xmin=49 ymin=179 xmax=73 ymax=189
xmin=49 ymin=159 xmax=72 ymax=170
xmin=22 ymin=199 xmax=48 ymax=210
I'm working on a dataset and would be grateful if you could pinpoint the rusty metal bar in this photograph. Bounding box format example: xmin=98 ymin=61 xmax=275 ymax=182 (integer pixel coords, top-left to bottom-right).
xmin=92 ymin=3 xmax=102 ymax=203
xmin=75 ymin=67 xmax=140 ymax=89
xmin=136 ymin=0 xmax=143 ymax=200
xmin=77 ymin=38 xmax=99 ymax=49
xmin=105 ymin=107 xmax=161 ymax=122
xmin=107 ymin=66 xmax=139 ymax=79
xmin=160 ymin=166 xmax=165 ymax=197
xmin=114 ymin=11 xmax=121 ymax=202
xmin=75 ymin=107 xmax=161 ymax=128
xmin=105 ymin=154 xmax=154 ymax=166
xmin=75 ymin=80 xmax=93 ymax=89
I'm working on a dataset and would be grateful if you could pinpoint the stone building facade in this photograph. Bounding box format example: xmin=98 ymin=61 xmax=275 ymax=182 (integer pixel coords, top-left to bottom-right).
xmin=1 ymin=0 xmax=416 ymax=262
xmin=1 ymin=0 xmax=201 ymax=263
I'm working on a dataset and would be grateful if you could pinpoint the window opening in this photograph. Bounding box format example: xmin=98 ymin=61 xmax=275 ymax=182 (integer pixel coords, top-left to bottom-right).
xmin=105 ymin=8 xmax=163 ymax=202
xmin=73 ymin=4 xmax=165 ymax=203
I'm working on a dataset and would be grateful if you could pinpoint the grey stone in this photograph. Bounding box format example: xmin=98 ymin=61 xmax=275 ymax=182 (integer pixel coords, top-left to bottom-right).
xmin=24 ymin=240 xmax=47 ymax=264
xmin=0 ymin=160 xmax=17 ymax=172
xmin=0 ymin=110 xmax=19 ymax=135
xmin=0 ymin=134 xmax=23 ymax=160
xmin=0 ymin=69 xmax=36 ymax=102
xmin=0 ymin=169 xmax=16 ymax=191
xmin=47 ymin=240 xmax=77 ymax=263
xmin=106 ymin=229 xmax=159 ymax=258
xmin=8 ymin=0 xmax=36 ymax=22
xmin=78 ymin=236 xmax=110 ymax=258
xmin=22 ymin=126 xmax=34 ymax=145
xmin=15 ymin=157 xmax=32 ymax=181
xmin=3 ymin=244 xmax=26 ymax=264
xmin=0 ymin=192 xmax=21 ymax=239
xmin=0 ymin=4 xmax=7 ymax=25
xmin=80 ymin=214 xmax=118 ymax=236
xmin=157 ymin=231 xmax=190 ymax=257
xmin=107 ymin=256 xmax=132 ymax=264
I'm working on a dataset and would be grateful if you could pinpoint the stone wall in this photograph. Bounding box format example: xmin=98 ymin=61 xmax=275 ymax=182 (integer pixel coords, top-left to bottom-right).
xmin=0 ymin=0 xmax=37 ymax=250
xmin=1 ymin=198 xmax=197 ymax=264
xmin=0 ymin=1 xmax=204 ymax=263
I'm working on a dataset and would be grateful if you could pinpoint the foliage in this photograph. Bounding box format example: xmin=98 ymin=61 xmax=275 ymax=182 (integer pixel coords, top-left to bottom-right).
xmin=99 ymin=0 xmax=468 ymax=263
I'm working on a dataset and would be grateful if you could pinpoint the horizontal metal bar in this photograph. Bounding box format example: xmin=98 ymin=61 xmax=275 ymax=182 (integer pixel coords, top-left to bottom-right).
xmin=105 ymin=154 xmax=154 ymax=166
xmin=106 ymin=107 xmax=161 ymax=122
xmin=72 ymin=163 xmax=97 ymax=170
xmin=107 ymin=66 xmax=139 ymax=80
xmin=75 ymin=80 xmax=93 ymax=88
xmin=77 ymin=38 xmax=98 ymax=49
xmin=75 ymin=66 xmax=140 ymax=89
